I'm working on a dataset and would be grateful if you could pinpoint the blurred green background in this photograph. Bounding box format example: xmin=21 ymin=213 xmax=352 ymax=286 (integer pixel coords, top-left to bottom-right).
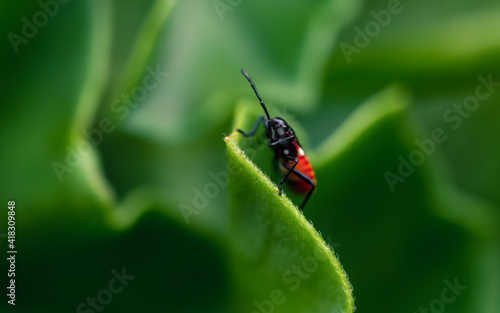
xmin=1 ymin=0 xmax=499 ymax=312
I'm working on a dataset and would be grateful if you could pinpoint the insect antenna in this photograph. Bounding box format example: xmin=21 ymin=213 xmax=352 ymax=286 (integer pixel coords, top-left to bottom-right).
xmin=241 ymin=69 xmax=271 ymax=120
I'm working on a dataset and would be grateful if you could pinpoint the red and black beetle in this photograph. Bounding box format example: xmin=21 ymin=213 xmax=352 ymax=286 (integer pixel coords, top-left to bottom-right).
xmin=237 ymin=69 xmax=316 ymax=210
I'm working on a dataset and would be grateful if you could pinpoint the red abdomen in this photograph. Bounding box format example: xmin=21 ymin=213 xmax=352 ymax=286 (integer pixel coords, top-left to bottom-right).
xmin=280 ymin=150 xmax=316 ymax=195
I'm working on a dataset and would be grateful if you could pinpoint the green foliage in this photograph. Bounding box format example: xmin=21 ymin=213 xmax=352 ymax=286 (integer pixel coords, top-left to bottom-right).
xmin=225 ymin=128 xmax=354 ymax=313
xmin=1 ymin=0 xmax=500 ymax=312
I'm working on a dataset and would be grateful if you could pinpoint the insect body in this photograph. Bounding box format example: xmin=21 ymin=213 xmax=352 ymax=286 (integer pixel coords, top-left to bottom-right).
xmin=237 ymin=69 xmax=316 ymax=210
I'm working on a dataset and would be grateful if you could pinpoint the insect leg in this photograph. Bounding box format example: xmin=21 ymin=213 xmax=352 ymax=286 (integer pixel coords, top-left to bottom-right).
xmin=267 ymin=134 xmax=295 ymax=147
xmin=278 ymin=155 xmax=299 ymax=196
xmin=288 ymin=168 xmax=316 ymax=210
xmin=237 ymin=116 xmax=264 ymax=137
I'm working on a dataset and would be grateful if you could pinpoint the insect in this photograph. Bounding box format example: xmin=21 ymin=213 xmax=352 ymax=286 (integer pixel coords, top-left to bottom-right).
xmin=237 ymin=69 xmax=316 ymax=210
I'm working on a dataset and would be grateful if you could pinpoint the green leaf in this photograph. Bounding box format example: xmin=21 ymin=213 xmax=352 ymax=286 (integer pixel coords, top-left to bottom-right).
xmin=0 ymin=1 xmax=114 ymax=241
xmin=120 ymin=0 xmax=363 ymax=144
xmin=224 ymin=113 xmax=354 ymax=313
xmin=307 ymin=85 xmax=475 ymax=313
xmin=105 ymin=0 xmax=177 ymax=109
